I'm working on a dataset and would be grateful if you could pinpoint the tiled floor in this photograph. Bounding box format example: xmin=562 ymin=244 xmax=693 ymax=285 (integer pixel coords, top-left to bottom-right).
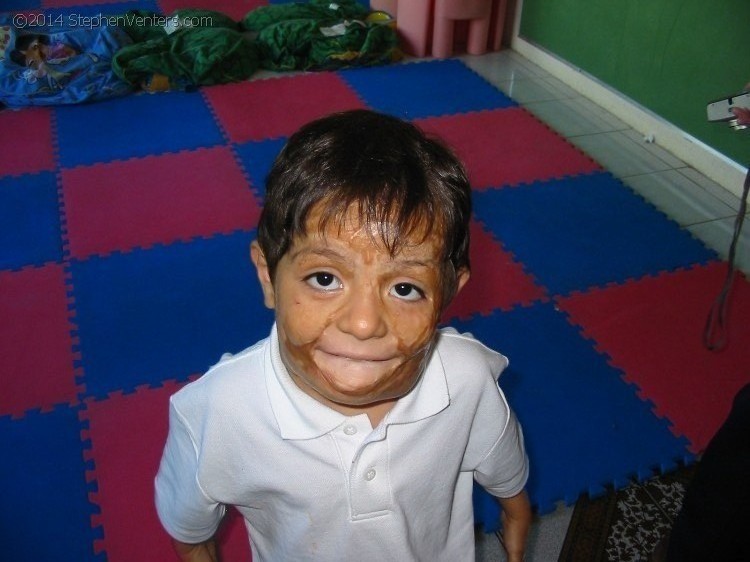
xmin=461 ymin=48 xmax=749 ymax=560
xmin=460 ymin=49 xmax=750 ymax=276
xmin=475 ymin=502 xmax=574 ymax=561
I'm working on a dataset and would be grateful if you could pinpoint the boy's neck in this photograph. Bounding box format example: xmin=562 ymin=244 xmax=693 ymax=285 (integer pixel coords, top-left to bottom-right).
xmin=290 ymin=370 xmax=398 ymax=427
xmin=318 ymin=392 xmax=398 ymax=428
xmin=359 ymin=400 xmax=397 ymax=428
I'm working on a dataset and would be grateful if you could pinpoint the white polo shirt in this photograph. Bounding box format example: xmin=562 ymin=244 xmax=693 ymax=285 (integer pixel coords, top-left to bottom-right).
xmin=155 ymin=325 xmax=528 ymax=561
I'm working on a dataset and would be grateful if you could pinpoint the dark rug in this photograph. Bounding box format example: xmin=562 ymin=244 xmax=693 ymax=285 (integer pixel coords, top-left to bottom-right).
xmin=559 ymin=464 xmax=696 ymax=562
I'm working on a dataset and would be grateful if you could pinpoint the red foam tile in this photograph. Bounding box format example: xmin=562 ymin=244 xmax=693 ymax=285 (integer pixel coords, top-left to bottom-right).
xmin=204 ymin=73 xmax=366 ymax=143
xmin=0 ymin=264 xmax=79 ymax=416
xmin=157 ymin=0 xmax=268 ymax=21
xmin=0 ymin=108 xmax=55 ymax=177
xmin=417 ymin=108 xmax=602 ymax=190
xmin=61 ymin=146 xmax=261 ymax=259
xmin=443 ymin=221 xmax=547 ymax=321
xmin=84 ymin=383 xmax=252 ymax=561
xmin=557 ymin=262 xmax=750 ymax=453
xmin=42 ymin=0 xmax=130 ymax=6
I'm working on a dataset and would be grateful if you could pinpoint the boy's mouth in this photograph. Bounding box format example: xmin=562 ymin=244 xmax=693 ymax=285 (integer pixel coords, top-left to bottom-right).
xmin=313 ymin=348 xmax=402 ymax=380
xmin=318 ymin=349 xmax=393 ymax=363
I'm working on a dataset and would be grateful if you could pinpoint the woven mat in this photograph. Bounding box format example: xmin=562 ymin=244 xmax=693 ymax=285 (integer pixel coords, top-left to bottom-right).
xmin=559 ymin=465 xmax=696 ymax=562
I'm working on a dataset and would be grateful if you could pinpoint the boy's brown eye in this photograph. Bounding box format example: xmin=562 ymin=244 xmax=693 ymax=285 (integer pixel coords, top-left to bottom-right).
xmin=315 ymin=273 xmax=334 ymax=286
xmin=305 ymin=272 xmax=342 ymax=291
xmin=391 ymin=283 xmax=424 ymax=301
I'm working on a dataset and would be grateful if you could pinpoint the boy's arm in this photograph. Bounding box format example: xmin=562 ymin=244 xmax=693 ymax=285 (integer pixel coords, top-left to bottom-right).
xmin=172 ymin=537 xmax=219 ymax=562
xmin=498 ymin=490 xmax=532 ymax=562
xmin=156 ymin=398 xmax=226 ymax=557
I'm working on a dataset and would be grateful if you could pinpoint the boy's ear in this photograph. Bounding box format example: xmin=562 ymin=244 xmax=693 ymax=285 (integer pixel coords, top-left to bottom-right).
xmin=250 ymin=241 xmax=276 ymax=309
xmin=442 ymin=267 xmax=471 ymax=311
xmin=455 ymin=267 xmax=471 ymax=296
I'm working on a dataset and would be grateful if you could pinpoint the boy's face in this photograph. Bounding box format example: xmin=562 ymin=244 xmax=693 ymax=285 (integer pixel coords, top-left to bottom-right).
xmin=20 ymin=38 xmax=45 ymax=68
xmin=252 ymin=203 xmax=469 ymax=412
xmin=18 ymin=39 xmax=75 ymax=68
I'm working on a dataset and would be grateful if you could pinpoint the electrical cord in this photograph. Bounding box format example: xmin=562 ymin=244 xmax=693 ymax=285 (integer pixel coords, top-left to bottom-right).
xmin=703 ymin=166 xmax=750 ymax=351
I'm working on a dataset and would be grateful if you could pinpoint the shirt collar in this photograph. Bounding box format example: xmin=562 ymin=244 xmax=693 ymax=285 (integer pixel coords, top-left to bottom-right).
xmin=265 ymin=324 xmax=450 ymax=440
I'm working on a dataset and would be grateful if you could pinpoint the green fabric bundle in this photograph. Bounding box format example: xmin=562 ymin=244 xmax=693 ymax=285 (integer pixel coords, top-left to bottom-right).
xmin=111 ymin=3 xmax=399 ymax=90
xmin=113 ymin=9 xmax=258 ymax=89
xmin=242 ymin=0 xmax=399 ymax=71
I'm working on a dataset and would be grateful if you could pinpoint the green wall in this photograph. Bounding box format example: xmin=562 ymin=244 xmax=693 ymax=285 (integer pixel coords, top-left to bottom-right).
xmin=519 ymin=0 xmax=750 ymax=167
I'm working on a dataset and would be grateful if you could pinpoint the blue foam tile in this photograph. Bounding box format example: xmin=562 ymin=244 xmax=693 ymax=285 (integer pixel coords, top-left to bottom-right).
xmin=69 ymin=231 xmax=275 ymax=399
xmin=234 ymin=137 xmax=287 ymax=200
xmin=0 ymin=406 xmax=103 ymax=562
xmin=1 ymin=0 xmax=41 ymax=12
xmin=472 ymin=172 xmax=717 ymax=296
xmin=0 ymin=172 xmax=62 ymax=270
xmin=339 ymin=59 xmax=516 ymax=120
xmin=55 ymin=90 xmax=225 ymax=168
xmin=453 ymin=302 xmax=691 ymax=517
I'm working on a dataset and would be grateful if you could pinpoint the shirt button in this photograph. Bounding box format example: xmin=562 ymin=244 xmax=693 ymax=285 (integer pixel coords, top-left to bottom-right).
xmin=343 ymin=424 xmax=357 ymax=436
xmin=365 ymin=469 xmax=377 ymax=481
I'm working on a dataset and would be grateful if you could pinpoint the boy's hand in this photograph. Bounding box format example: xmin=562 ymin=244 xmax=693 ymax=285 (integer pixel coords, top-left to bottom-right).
xmin=172 ymin=538 xmax=219 ymax=562
xmin=498 ymin=490 xmax=532 ymax=562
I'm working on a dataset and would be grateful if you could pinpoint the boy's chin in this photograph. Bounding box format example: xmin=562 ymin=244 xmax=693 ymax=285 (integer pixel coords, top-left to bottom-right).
xmin=312 ymin=354 xmax=428 ymax=402
xmin=316 ymin=375 xmax=421 ymax=409
xmin=289 ymin=371 xmax=408 ymax=408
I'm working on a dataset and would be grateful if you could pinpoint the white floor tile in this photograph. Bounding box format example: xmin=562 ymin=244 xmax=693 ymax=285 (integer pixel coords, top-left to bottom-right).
xmin=624 ymin=170 xmax=738 ymax=227
xmin=475 ymin=503 xmax=574 ymax=562
xmin=460 ymin=50 xmax=547 ymax=81
xmin=620 ymin=129 xmax=687 ymax=169
xmin=462 ymin=52 xmax=579 ymax=103
xmin=688 ymin=216 xmax=750 ymax=272
xmin=475 ymin=529 xmax=506 ymax=561
xmin=504 ymin=76 xmax=580 ymax=104
xmin=571 ymin=131 xmax=676 ymax=178
xmin=525 ymin=97 xmax=628 ymax=137
xmin=678 ymin=167 xmax=748 ymax=213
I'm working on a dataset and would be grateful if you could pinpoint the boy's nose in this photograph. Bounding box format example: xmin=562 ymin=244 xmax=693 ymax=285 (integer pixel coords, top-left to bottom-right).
xmin=337 ymin=286 xmax=387 ymax=340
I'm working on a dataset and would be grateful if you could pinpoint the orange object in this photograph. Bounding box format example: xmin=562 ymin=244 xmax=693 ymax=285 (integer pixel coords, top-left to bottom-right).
xmin=368 ymin=0 xmax=397 ymax=16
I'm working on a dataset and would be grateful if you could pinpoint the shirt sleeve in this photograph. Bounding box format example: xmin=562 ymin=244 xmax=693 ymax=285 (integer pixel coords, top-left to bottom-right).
xmin=473 ymin=384 xmax=529 ymax=499
xmin=154 ymin=396 xmax=226 ymax=543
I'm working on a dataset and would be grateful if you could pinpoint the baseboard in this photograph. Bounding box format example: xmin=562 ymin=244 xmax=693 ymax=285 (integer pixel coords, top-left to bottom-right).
xmin=508 ymin=34 xmax=747 ymax=200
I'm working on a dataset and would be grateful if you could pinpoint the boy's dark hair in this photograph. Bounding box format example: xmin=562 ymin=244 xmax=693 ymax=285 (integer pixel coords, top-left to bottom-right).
xmin=257 ymin=109 xmax=472 ymax=304
xmin=9 ymin=50 xmax=25 ymax=67
xmin=9 ymin=34 xmax=48 ymax=67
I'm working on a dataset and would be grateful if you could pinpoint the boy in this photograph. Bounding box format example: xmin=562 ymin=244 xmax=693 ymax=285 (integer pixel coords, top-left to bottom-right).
xmin=10 ymin=34 xmax=79 ymax=69
xmin=155 ymin=109 xmax=531 ymax=562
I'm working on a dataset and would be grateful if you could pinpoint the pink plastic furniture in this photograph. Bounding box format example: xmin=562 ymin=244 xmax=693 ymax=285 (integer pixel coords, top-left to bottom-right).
xmin=489 ymin=0 xmax=509 ymax=51
xmin=432 ymin=0 xmax=493 ymax=58
xmin=370 ymin=0 xmax=433 ymax=57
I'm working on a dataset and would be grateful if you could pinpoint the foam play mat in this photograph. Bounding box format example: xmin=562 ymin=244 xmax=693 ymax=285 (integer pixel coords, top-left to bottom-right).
xmin=2 ymin=1 xmax=750 ymax=560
